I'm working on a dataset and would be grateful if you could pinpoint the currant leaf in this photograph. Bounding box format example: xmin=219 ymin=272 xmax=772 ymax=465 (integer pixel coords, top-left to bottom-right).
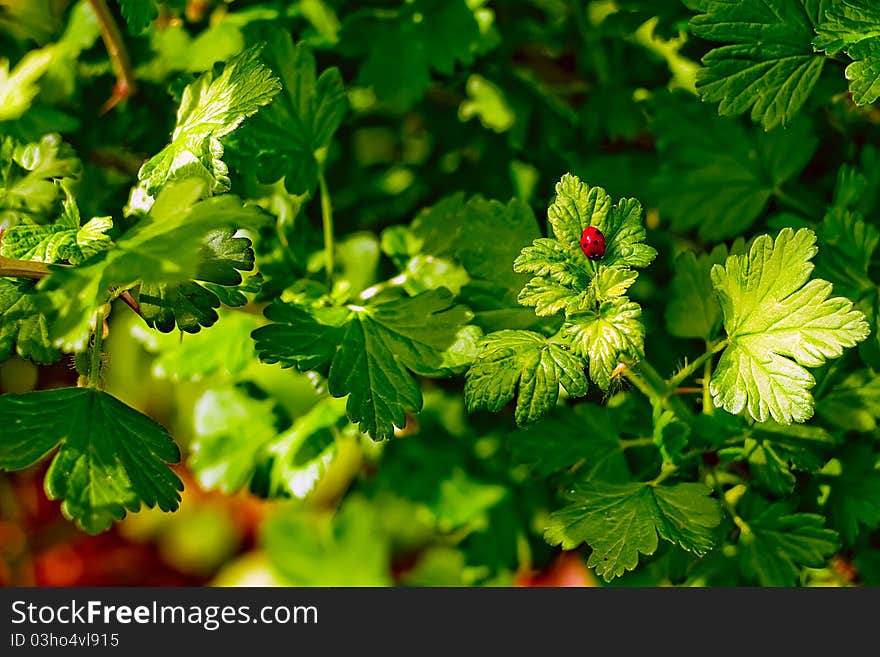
xmin=710 ymin=228 xmax=870 ymax=424
xmin=545 ymin=481 xmax=722 ymax=582
xmin=735 ymin=493 xmax=839 ymax=586
xmin=685 ymin=0 xmax=827 ymax=129
xmin=136 ymin=46 xmax=281 ymax=198
xmin=0 ymin=387 xmax=182 ymax=534
xmin=230 ymin=30 xmax=346 ymax=196
xmin=814 ymin=0 xmax=880 ymax=104
xmin=464 ymin=330 xmax=588 ymax=426
xmin=254 ymin=289 xmax=471 ymax=440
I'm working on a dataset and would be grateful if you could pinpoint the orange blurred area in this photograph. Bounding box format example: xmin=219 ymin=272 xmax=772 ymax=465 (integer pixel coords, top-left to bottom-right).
xmin=0 ymin=463 xmax=270 ymax=587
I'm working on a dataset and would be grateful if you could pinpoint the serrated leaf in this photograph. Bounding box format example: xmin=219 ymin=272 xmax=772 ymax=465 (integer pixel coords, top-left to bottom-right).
xmin=0 ymin=387 xmax=182 ymax=533
xmin=0 ymin=278 xmax=58 ymax=364
xmin=814 ymin=0 xmax=880 ymax=104
xmin=817 ymin=370 xmax=880 ymax=432
xmin=116 ymin=0 xmax=157 ymax=34
xmin=736 ymin=493 xmax=839 ymax=586
xmin=719 ymin=421 xmax=837 ymax=495
xmin=346 ymin=0 xmax=482 ymax=111
xmin=231 ymin=30 xmax=345 ymax=196
xmin=136 ymin=46 xmax=280 ymax=197
xmin=42 ymin=179 xmax=268 ymax=351
xmin=815 ymin=208 xmax=878 ymax=301
xmin=545 ymin=481 xmax=721 ymax=582
xmin=564 ymin=297 xmax=645 ymax=390
xmin=710 ymin=228 xmax=869 ymax=424
xmin=651 ymin=92 xmax=817 ymax=240
xmin=1 ymin=185 xmax=112 ymax=265
xmin=823 ymin=444 xmax=880 ymax=545
xmin=686 ymin=0 xmax=827 ymax=129
xmin=507 ymin=403 xmax=630 ymax=480
xmin=254 ymin=289 xmax=471 ymax=439
xmin=138 ymin=228 xmax=255 ymax=333
xmin=514 ymin=173 xmax=656 ymax=318
xmin=465 ymin=330 xmax=588 ymax=426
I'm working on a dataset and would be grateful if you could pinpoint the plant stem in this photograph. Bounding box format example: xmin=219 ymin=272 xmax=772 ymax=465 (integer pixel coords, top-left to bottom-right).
xmin=668 ymin=339 xmax=727 ymax=388
xmin=620 ymin=436 xmax=655 ymax=450
xmin=703 ymin=341 xmax=714 ymax=415
xmin=318 ymin=170 xmax=334 ymax=286
xmin=648 ymin=463 xmax=678 ymax=487
xmin=88 ymin=0 xmax=136 ymax=113
xmin=87 ymin=307 xmax=106 ymax=389
xmin=0 ymin=256 xmax=50 ymax=280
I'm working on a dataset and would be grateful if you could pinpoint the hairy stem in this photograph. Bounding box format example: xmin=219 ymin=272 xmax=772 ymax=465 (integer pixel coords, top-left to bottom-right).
xmin=88 ymin=0 xmax=136 ymax=112
xmin=702 ymin=345 xmax=714 ymax=415
xmin=668 ymin=339 xmax=727 ymax=388
xmin=87 ymin=307 xmax=106 ymax=389
xmin=0 ymin=256 xmax=50 ymax=280
xmin=318 ymin=171 xmax=334 ymax=286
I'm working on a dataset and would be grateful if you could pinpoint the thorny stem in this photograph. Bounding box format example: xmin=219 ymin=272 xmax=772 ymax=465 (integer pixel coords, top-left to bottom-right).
xmin=87 ymin=306 xmax=106 ymax=389
xmin=318 ymin=171 xmax=334 ymax=286
xmin=88 ymin=0 xmax=136 ymax=113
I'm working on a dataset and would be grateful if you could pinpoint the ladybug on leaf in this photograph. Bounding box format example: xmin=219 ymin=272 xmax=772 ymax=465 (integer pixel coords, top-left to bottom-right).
xmin=579 ymin=226 xmax=606 ymax=260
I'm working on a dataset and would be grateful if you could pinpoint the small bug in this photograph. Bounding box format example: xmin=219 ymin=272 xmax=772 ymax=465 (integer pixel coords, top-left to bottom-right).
xmin=579 ymin=226 xmax=606 ymax=260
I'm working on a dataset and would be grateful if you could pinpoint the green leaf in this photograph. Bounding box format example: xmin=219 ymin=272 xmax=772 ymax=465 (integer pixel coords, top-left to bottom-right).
xmin=465 ymin=330 xmax=588 ymax=426
xmin=666 ymin=246 xmax=730 ymax=341
xmin=685 ymin=0 xmax=827 ymax=129
xmin=254 ymin=289 xmax=471 ymax=439
xmin=814 ymin=0 xmax=880 ymax=104
xmin=507 ymin=403 xmax=630 ymax=480
xmin=0 ymin=278 xmax=58 ymax=364
xmin=137 ymin=228 xmax=255 ymax=333
xmin=710 ymin=228 xmax=869 ymax=424
xmin=545 ymin=481 xmax=722 ymax=582
xmin=0 ymin=49 xmax=54 ymax=122
xmin=736 ymin=493 xmax=839 ymax=586
xmin=346 ymin=0 xmax=482 ymax=111
xmin=651 ymin=92 xmax=817 ymax=240
xmin=0 ymin=387 xmax=182 ymax=533
xmin=0 ymin=133 xmax=80 ymax=228
xmin=718 ymin=421 xmax=837 ymax=495
xmin=42 ymin=179 xmax=268 ymax=351
xmin=822 ymin=444 xmax=880 ymax=545
xmin=232 ymin=30 xmax=346 ymax=195
xmin=1 ymin=185 xmax=112 ymax=264
xmin=817 ymin=370 xmax=880 ymax=432
xmin=563 ymin=297 xmax=645 ymax=390
xmin=116 ymin=0 xmax=157 ymax=34
xmin=136 ymin=46 xmax=280 ymax=197
xmin=263 ymin=495 xmax=391 ymax=586
xmin=815 ymin=208 xmax=878 ymax=301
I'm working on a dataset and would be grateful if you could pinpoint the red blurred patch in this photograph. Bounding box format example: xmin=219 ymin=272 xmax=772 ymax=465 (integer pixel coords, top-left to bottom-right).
xmin=515 ymin=552 xmax=597 ymax=587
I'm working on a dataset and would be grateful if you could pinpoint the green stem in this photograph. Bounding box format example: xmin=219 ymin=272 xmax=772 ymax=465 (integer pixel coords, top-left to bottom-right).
xmin=648 ymin=463 xmax=678 ymax=487
xmin=669 ymin=339 xmax=727 ymax=388
xmin=620 ymin=436 xmax=655 ymax=450
xmin=703 ymin=342 xmax=715 ymax=415
xmin=318 ymin=170 xmax=334 ymax=286
xmin=87 ymin=307 xmax=106 ymax=389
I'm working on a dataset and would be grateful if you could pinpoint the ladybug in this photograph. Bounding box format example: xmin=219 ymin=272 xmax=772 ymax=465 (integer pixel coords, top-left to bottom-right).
xmin=579 ymin=226 xmax=606 ymax=260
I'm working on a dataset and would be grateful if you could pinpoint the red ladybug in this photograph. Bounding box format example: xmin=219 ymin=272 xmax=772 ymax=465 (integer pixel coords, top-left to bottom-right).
xmin=579 ymin=226 xmax=606 ymax=260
